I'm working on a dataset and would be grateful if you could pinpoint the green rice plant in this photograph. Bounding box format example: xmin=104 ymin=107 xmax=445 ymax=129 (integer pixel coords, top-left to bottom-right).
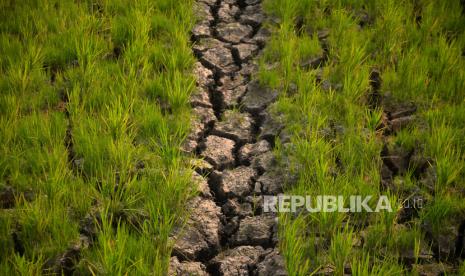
xmin=420 ymin=196 xmax=464 ymax=236
xmin=422 ymin=122 xmax=463 ymax=191
xmin=0 ymin=214 xmax=15 ymax=261
xmin=351 ymin=252 xmax=371 ymax=276
xmin=86 ymin=212 xmax=133 ymax=275
xmin=9 ymin=254 xmax=44 ymax=276
xmin=263 ymin=0 xmax=299 ymax=22
xmin=351 ymin=253 xmax=404 ymax=276
xmin=280 ymin=215 xmax=312 ymax=275
xmin=329 ymin=225 xmax=354 ymax=274
xmin=296 ymin=35 xmax=323 ymax=63
xmin=74 ymin=33 xmax=106 ymax=76
xmin=413 ymin=234 xmax=422 ymax=265
xmin=5 ymin=43 xmax=45 ymax=95
xmin=365 ymin=108 xmax=383 ymax=132
xmin=101 ymin=96 xmax=135 ymax=141
xmin=392 ymin=226 xmax=422 ymax=254
xmin=16 ymin=196 xmax=80 ymax=258
xmin=164 ymin=70 xmax=195 ymax=112
xmin=376 ymin=192 xmax=399 ymax=236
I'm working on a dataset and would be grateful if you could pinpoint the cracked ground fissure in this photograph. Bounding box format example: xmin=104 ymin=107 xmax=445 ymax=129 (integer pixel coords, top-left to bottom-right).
xmin=170 ymin=0 xmax=288 ymax=275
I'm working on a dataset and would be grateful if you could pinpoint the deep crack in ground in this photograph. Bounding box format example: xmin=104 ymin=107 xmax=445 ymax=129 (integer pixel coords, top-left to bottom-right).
xmin=170 ymin=0 xmax=287 ymax=275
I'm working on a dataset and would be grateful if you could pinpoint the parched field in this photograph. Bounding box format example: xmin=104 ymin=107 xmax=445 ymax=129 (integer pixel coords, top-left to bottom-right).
xmin=1 ymin=0 xmax=464 ymax=275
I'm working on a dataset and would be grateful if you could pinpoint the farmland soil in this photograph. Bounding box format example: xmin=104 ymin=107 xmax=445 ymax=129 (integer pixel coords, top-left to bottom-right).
xmin=170 ymin=0 xmax=288 ymax=275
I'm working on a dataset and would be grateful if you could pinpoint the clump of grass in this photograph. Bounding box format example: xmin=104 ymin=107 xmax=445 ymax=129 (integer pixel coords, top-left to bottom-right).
xmin=279 ymin=215 xmax=312 ymax=275
xmin=351 ymin=253 xmax=404 ymax=275
xmin=329 ymin=226 xmax=354 ymax=274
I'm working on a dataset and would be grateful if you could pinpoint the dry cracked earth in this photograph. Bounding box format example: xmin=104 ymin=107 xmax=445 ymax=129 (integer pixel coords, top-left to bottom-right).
xmin=167 ymin=0 xmax=465 ymax=274
xmin=169 ymin=0 xmax=289 ymax=275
